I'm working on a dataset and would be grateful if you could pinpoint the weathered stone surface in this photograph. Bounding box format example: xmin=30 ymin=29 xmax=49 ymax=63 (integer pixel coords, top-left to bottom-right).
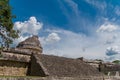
xmin=3 ymin=48 xmax=32 ymax=55
xmin=1 ymin=52 xmax=30 ymax=62
xmin=0 ymin=60 xmax=28 ymax=76
xmin=40 ymin=54 xmax=103 ymax=77
xmin=100 ymin=63 xmax=120 ymax=76
xmin=30 ymin=53 xmax=103 ymax=77
xmin=17 ymin=35 xmax=42 ymax=53
xmin=0 ymin=35 xmax=43 ymax=76
xmin=30 ymin=53 xmax=49 ymax=76
xmin=0 ymin=35 xmax=106 ymax=78
xmin=0 ymin=76 xmax=109 ymax=80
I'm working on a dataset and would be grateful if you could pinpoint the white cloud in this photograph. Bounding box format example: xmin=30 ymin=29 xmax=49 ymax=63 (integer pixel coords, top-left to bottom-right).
xmin=45 ymin=32 xmax=61 ymax=44
xmin=14 ymin=16 xmax=43 ymax=35
xmin=14 ymin=36 xmax=28 ymax=45
xmin=106 ymin=46 xmax=120 ymax=56
xmin=105 ymin=54 xmax=120 ymax=61
xmin=13 ymin=16 xmax=43 ymax=46
xmin=95 ymin=22 xmax=120 ymax=61
xmin=97 ymin=22 xmax=118 ymax=32
xmin=42 ymin=29 xmax=107 ymax=59
xmin=64 ymin=0 xmax=79 ymax=16
xmin=13 ymin=16 xmax=120 ymax=61
xmin=42 ymin=21 xmax=120 ymax=61
xmin=85 ymin=0 xmax=106 ymax=11
xmin=96 ymin=22 xmax=120 ymax=46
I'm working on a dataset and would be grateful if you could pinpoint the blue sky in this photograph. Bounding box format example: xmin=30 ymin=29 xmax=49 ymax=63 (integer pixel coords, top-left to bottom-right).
xmin=10 ymin=0 xmax=120 ymax=61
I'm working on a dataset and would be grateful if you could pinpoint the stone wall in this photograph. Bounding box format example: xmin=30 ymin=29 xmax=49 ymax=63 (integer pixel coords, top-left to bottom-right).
xmin=0 ymin=51 xmax=30 ymax=76
xmin=1 ymin=51 xmax=31 ymax=62
xmin=99 ymin=63 xmax=120 ymax=76
xmin=0 ymin=76 xmax=109 ymax=80
xmin=30 ymin=53 xmax=49 ymax=76
xmin=0 ymin=60 xmax=29 ymax=76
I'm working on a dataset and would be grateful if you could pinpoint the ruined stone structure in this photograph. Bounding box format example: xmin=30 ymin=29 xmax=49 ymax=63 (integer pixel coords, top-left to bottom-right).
xmin=0 ymin=35 xmax=42 ymax=76
xmin=0 ymin=35 xmax=105 ymax=79
xmin=0 ymin=60 xmax=28 ymax=76
xmin=80 ymin=57 xmax=120 ymax=76
xmin=99 ymin=62 xmax=120 ymax=76
xmin=17 ymin=35 xmax=43 ymax=53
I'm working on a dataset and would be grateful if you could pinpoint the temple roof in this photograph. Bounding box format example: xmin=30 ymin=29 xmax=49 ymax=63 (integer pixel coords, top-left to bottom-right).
xmin=17 ymin=35 xmax=42 ymax=53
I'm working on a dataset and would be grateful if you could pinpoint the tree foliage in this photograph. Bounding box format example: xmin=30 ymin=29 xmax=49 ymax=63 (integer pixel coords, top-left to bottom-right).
xmin=112 ymin=60 xmax=120 ymax=64
xmin=0 ymin=0 xmax=19 ymax=48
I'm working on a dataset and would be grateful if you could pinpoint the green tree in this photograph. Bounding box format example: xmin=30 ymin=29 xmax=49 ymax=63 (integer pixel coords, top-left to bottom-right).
xmin=112 ymin=60 xmax=120 ymax=64
xmin=0 ymin=0 xmax=19 ymax=48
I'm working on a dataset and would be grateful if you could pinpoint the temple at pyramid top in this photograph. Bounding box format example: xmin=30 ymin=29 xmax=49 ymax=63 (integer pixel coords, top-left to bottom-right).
xmin=17 ymin=35 xmax=43 ymax=53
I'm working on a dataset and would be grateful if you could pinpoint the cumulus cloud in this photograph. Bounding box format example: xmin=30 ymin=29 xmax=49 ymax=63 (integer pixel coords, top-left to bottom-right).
xmin=96 ymin=21 xmax=120 ymax=46
xmin=105 ymin=54 xmax=120 ymax=61
xmin=48 ymin=29 xmax=119 ymax=60
xmin=42 ymin=21 xmax=120 ymax=60
xmin=95 ymin=21 xmax=120 ymax=61
xmin=42 ymin=29 xmax=107 ymax=59
xmin=104 ymin=35 xmax=120 ymax=61
xmin=14 ymin=16 xmax=43 ymax=35
xmin=45 ymin=33 xmax=61 ymax=43
xmin=13 ymin=16 xmax=43 ymax=45
xmin=13 ymin=16 xmax=120 ymax=61
xmin=97 ymin=22 xmax=118 ymax=32
xmin=106 ymin=46 xmax=120 ymax=56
